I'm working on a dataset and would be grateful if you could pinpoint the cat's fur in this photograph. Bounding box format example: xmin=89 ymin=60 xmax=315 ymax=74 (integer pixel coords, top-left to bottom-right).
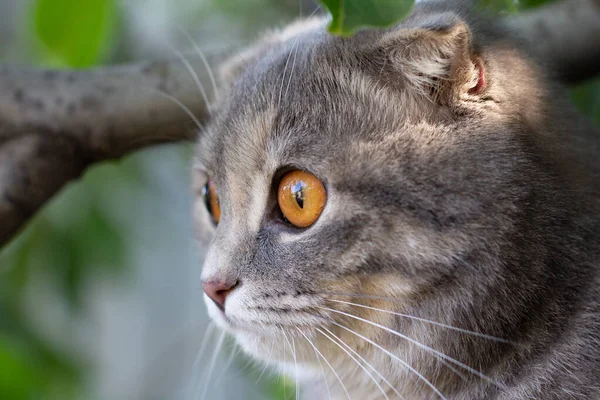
xmin=195 ymin=1 xmax=600 ymax=398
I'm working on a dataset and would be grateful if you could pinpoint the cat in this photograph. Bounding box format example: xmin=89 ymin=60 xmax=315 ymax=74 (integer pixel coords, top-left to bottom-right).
xmin=193 ymin=0 xmax=600 ymax=398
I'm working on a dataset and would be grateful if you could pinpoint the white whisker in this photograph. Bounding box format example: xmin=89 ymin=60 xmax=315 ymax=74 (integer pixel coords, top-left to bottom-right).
xmin=171 ymin=47 xmax=212 ymax=113
xmin=277 ymin=39 xmax=300 ymax=109
xmin=296 ymin=328 xmax=352 ymax=400
xmin=324 ymin=319 xmax=448 ymax=400
xmin=185 ymin=322 xmax=215 ymax=400
xmin=327 ymin=298 xmax=511 ymax=343
xmin=312 ymin=335 xmax=332 ymax=400
xmin=198 ymin=330 xmax=226 ymax=400
xmin=256 ymin=338 xmax=276 ymax=384
xmin=214 ymin=340 xmax=240 ymax=386
xmin=437 ymin=357 xmax=469 ymax=382
xmin=317 ymin=327 xmax=391 ymax=400
xmin=178 ymin=28 xmax=219 ymax=100
xmin=284 ymin=37 xmax=300 ymax=99
xmin=319 ymin=325 xmax=405 ymax=400
xmin=320 ymin=306 xmax=503 ymax=389
xmin=292 ymin=335 xmax=299 ymax=400
xmin=149 ymin=88 xmax=206 ymax=134
xmin=282 ymin=328 xmax=300 ymax=400
xmin=281 ymin=328 xmax=288 ymax=400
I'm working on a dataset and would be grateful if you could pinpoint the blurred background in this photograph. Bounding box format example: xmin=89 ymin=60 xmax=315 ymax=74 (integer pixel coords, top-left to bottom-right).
xmin=0 ymin=1 xmax=598 ymax=400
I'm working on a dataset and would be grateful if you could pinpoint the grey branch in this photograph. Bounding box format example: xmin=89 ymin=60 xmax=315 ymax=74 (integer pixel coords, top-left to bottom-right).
xmin=505 ymin=0 xmax=600 ymax=84
xmin=0 ymin=60 xmax=210 ymax=245
xmin=1 ymin=0 xmax=599 ymax=247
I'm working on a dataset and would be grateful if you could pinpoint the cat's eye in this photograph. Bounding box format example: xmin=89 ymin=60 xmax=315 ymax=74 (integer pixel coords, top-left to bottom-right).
xmin=202 ymin=179 xmax=221 ymax=225
xmin=278 ymin=170 xmax=326 ymax=228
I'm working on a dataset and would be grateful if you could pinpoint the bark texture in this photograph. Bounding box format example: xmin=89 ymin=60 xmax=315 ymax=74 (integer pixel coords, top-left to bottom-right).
xmin=0 ymin=61 xmax=210 ymax=245
xmin=505 ymin=0 xmax=600 ymax=84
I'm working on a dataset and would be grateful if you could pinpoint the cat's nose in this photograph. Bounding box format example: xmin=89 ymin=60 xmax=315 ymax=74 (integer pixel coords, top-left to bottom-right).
xmin=202 ymin=279 xmax=238 ymax=311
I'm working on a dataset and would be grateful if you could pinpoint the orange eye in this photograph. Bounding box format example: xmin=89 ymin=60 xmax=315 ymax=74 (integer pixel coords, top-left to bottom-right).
xmin=202 ymin=179 xmax=221 ymax=224
xmin=278 ymin=170 xmax=326 ymax=228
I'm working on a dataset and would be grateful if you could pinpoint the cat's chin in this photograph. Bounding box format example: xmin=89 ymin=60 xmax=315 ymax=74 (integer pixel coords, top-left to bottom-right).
xmin=235 ymin=330 xmax=318 ymax=381
xmin=234 ymin=330 xmax=272 ymax=359
xmin=205 ymin=297 xmax=277 ymax=360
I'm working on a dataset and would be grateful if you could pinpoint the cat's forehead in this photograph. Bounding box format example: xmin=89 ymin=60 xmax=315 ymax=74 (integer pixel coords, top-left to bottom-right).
xmin=198 ymin=29 xmax=425 ymax=178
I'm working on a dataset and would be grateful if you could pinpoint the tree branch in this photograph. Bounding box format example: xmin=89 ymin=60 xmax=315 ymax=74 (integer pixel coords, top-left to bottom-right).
xmin=0 ymin=60 xmax=210 ymax=245
xmin=505 ymin=0 xmax=600 ymax=84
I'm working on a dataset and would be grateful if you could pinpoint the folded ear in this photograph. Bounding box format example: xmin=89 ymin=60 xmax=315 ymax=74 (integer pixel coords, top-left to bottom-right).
xmin=218 ymin=17 xmax=326 ymax=89
xmin=379 ymin=13 xmax=485 ymax=104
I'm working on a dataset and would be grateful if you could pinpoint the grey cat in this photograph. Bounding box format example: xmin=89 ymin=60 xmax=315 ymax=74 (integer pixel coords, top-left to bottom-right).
xmin=194 ymin=0 xmax=600 ymax=398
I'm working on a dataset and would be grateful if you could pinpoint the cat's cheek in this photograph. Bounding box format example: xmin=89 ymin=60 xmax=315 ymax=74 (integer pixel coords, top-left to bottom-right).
xmin=235 ymin=333 xmax=316 ymax=380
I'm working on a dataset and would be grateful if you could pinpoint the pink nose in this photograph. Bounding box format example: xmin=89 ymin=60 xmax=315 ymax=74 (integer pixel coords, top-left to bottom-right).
xmin=202 ymin=280 xmax=237 ymax=310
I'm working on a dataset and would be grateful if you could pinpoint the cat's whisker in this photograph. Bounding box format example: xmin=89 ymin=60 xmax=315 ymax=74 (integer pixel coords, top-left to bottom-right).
xmin=170 ymin=47 xmax=212 ymax=114
xmin=214 ymin=340 xmax=240 ymax=386
xmin=280 ymin=328 xmax=289 ymax=400
xmin=198 ymin=330 xmax=226 ymax=400
xmin=292 ymin=335 xmax=299 ymax=400
xmin=437 ymin=357 xmax=469 ymax=382
xmin=325 ymin=298 xmax=512 ymax=344
xmin=319 ymin=325 xmax=406 ymax=400
xmin=296 ymin=328 xmax=352 ymax=400
xmin=283 ymin=6 xmax=322 ymax=101
xmin=316 ymin=291 xmax=417 ymax=303
xmin=316 ymin=327 xmax=391 ymax=400
xmin=256 ymin=337 xmax=276 ymax=384
xmin=277 ymin=38 xmax=300 ymax=109
xmin=185 ymin=322 xmax=215 ymax=400
xmin=178 ymin=27 xmax=219 ymax=101
xmin=312 ymin=334 xmax=333 ymax=400
xmin=148 ymin=88 xmax=207 ymax=134
xmin=283 ymin=38 xmax=299 ymax=100
xmin=282 ymin=328 xmax=300 ymax=400
xmin=319 ymin=306 xmax=503 ymax=389
xmin=319 ymin=317 xmax=447 ymax=400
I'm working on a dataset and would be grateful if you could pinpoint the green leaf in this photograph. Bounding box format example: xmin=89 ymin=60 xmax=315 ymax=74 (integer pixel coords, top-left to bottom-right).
xmin=319 ymin=0 xmax=415 ymax=36
xmin=33 ymin=0 xmax=116 ymax=68
xmin=478 ymin=0 xmax=520 ymax=13
xmin=519 ymin=0 xmax=557 ymax=9
xmin=268 ymin=375 xmax=297 ymax=399
xmin=0 ymin=319 xmax=81 ymax=400
xmin=477 ymin=0 xmax=556 ymax=13
xmin=0 ymin=334 xmax=42 ymax=400
xmin=571 ymin=79 xmax=600 ymax=127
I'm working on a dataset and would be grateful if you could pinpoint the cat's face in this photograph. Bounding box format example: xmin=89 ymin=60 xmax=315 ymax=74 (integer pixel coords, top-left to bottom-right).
xmin=194 ymin=12 xmax=542 ymax=380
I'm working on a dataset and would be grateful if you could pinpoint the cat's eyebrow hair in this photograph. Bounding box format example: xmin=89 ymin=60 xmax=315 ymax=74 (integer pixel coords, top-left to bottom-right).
xmin=192 ymin=157 xmax=207 ymax=171
xmin=333 ymin=180 xmax=455 ymax=229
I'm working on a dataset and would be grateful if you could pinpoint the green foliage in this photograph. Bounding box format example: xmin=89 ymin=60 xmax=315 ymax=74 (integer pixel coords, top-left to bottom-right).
xmin=268 ymin=378 xmax=296 ymax=400
xmin=571 ymin=79 xmax=600 ymax=125
xmin=33 ymin=0 xmax=116 ymax=67
xmin=0 ymin=312 xmax=80 ymax=400
xmin=319 ymin=0 xmax=559 ymax=32
xmin=1 ymin=2 xmax=122 ymax=399
xmin=519 ymin=0 xmax=557 ymax=9
xmin=320 ymin=0 xmax=415 ymax=36
xmin=478 ymin=0 xmax=520 ymax=13
xmin=477 ymin=0 xmax=556 ymax=13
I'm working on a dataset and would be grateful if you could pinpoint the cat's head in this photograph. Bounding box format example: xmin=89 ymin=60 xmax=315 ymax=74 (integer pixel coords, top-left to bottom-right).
xmin=194 ymin=5 xmax=556 ymax=381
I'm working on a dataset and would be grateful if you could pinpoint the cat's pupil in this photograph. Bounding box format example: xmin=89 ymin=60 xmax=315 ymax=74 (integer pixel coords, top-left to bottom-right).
xmin=202 ymin=184 xmax=212 ymax=214
xmin=293 ymin=182 xmax=304 ymax=209
xmin=202 ymin=180 xmax=221 ymax=224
